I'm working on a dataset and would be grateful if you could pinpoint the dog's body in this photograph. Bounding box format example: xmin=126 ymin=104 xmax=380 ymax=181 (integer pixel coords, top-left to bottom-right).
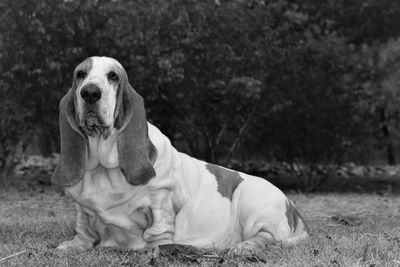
xmin=53 ymin=57 xmax=308 ymax=254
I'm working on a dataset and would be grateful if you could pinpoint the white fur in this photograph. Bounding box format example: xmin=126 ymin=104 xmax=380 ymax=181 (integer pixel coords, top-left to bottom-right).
xmin=58 ymin=123 xmax=308 ymax=251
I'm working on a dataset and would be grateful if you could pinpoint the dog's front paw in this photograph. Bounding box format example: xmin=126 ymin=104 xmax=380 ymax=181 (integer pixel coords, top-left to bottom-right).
xmin=55 ymin=238 xmax=92 ymax=252
xmin=228 ymin=241 xmax=262 ymax=256
xmin=143 ymin=246 xmax=160 ymax=258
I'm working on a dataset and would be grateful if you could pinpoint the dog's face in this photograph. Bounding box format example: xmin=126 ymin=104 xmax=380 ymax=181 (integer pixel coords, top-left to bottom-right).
xmin=73 ymin=56 xmax=124 ymax=137
xmin=52 ymin=56 xmax=157 ymax=187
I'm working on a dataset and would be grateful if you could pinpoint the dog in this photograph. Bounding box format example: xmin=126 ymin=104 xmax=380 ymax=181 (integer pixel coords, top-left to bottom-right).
xmin=52 ymin=56 xmax=308 ymax=255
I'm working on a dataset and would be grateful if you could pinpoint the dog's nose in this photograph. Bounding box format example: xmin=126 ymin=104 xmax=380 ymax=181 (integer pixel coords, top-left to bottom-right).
xmin=80 ymin=84 xmax=101 ymax=103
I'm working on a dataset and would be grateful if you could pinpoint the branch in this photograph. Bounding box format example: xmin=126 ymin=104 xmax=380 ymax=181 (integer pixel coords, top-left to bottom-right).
xmin=215 ymin=124 xmax=227 ymax=146
xmin=0 ymin=250 xmax=26 ymax=262
xmin=200 ymin=116 xmax=215 ymax=162
xmin=228 ymin=99 xmax=261 ymax=157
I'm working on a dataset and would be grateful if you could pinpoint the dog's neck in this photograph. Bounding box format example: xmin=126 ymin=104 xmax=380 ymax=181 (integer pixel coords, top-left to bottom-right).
xmin=65 ymin=123 xmax=186 ymax=211
xmin=83 ymin=127 xmax=120 ymax=171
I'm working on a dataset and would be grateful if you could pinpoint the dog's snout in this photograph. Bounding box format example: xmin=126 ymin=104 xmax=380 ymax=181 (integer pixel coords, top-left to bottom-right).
xmin=81 ymin=84 xmax=101 ymax=103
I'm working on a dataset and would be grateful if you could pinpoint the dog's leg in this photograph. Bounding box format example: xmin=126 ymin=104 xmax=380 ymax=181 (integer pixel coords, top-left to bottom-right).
xmin=228 ymin=178 xmax=309 ymax=256
xmin=228 ymin=211 xmax=308 ymax=256
xmin=56 ymin=204 xmax=99 ymax=251
xmin=142 ymin=192 xmax=175 ymax=247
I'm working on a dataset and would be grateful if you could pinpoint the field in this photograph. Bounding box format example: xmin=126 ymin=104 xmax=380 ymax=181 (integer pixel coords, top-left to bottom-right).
xmin=1 ymin=175 xmax=400 ymax=266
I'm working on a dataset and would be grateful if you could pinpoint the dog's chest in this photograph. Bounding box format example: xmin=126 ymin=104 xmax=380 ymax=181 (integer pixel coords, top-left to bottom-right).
xmin=66 ymin=166 xmax=178 ymax=249
xmin=66 ymin=167 xmax=153 ymax=248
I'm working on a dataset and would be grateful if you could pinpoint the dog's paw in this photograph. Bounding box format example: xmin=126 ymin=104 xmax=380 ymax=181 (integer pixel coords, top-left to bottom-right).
xmin=55 ymin=239 xmax=90 ymax=252
xmin=144 ymin=246 xmax=160 ymax=258
xmin=228 ymin=241 xmax=262 ymax=256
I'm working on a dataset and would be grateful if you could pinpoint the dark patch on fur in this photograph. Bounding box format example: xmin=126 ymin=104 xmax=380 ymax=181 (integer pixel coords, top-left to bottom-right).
xmin=206 ymin=163 xmax=244 ymax=200
xmin=285 ymin=200 xmax=309 ymax=232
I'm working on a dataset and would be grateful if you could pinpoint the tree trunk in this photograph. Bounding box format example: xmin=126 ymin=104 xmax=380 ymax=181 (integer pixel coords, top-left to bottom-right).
xmin=380 ymin=107 xmax=396 ymax=165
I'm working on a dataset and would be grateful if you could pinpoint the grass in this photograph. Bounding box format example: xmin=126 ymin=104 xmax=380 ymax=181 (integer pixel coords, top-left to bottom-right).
xmin=1 ymin=176 xmax=400 ymax=266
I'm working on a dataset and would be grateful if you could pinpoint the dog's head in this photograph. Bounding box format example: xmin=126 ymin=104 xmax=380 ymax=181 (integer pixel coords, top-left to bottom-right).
xmin=51 ymin=56 xmax=156 ymax=187
xmin=73 ymin=57 xmax=122 ymax=137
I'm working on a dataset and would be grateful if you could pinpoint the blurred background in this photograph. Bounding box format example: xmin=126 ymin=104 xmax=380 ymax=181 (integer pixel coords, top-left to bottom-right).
xmin=2 ymin=0 xmax=400 ymax=192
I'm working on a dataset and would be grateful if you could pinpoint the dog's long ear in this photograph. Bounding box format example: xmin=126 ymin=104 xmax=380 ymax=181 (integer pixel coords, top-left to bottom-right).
xmin=51 ymin=88 xmax=87 ymax=186
xmin=114 ymin=71 xmax=156 ymax=185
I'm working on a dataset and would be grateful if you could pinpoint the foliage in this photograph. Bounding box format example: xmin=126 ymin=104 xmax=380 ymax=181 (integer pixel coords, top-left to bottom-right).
xmin=1 ymin=0 xmax=400 ymax=184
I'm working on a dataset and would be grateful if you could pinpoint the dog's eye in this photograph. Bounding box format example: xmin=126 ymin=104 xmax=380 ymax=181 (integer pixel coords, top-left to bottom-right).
xmin=76 ymin=70 xmax=86 ymax=79
xmin=108 ymin=71 xmax=118 ymax=81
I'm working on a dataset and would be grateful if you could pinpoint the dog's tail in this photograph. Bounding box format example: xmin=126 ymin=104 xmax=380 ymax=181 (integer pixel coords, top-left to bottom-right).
xmin=282 ymin=200 xmax=309 ymax=245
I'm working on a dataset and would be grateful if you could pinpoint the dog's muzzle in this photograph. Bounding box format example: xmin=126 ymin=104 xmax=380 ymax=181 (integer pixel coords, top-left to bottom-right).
xmin=78 ymin=84 xmax=110 ymax=138
xmin=81 ymin=110 xmax=108 ymax=137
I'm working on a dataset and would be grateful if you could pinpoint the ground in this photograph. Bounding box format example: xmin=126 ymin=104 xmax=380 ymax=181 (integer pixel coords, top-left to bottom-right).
xmin=1 ymin=175 xmax=400 ymax=266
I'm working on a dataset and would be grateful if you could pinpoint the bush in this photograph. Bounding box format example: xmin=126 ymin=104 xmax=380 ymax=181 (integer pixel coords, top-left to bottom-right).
xmin=1 ymin=0 xmax=399 ymax=185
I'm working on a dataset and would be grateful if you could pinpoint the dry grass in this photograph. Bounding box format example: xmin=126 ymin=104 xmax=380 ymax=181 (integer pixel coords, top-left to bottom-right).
xmin=1 ymin=178 xmax=400 ymax=266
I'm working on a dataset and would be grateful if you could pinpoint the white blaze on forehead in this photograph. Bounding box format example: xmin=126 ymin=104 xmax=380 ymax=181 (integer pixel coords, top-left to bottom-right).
xmin=76 ymin=56 xmax=123 ymax=127
xmin=90 ymin=56 xmax=123 ymax=72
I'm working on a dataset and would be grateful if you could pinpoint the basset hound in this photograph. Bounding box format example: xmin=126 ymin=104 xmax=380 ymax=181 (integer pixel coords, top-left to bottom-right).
xmin=52 ymin=56 xmax=308 ymax=255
